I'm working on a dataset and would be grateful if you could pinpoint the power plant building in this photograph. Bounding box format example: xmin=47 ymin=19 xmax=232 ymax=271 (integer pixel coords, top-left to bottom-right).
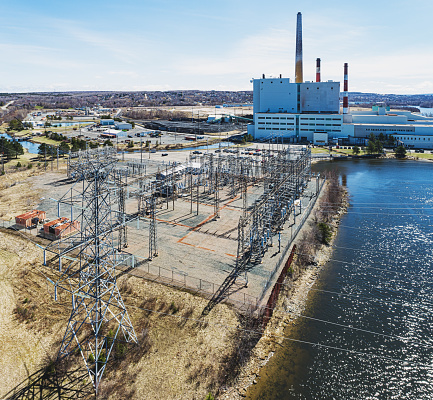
xmin=248 ymin=12 xmax=433 ymax=149
xmin=248 ymin=12 xmax=341 ymax=145
xmin=250 ymin=77 xmax=341 ymax=143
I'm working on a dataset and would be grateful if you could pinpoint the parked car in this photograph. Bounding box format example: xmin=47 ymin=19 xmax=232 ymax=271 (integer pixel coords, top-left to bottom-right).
xmin=162 ymin=153 xmax=168 ymax=156
xmin=192 ymin=150 xmax=202 ymax=154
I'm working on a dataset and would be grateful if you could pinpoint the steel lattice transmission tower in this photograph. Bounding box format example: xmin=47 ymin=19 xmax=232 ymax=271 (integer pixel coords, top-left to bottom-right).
xmin=148 ymin=194 xmax=158 ymax=260
xmin=46 ymin=148 xmax=137 ymax=394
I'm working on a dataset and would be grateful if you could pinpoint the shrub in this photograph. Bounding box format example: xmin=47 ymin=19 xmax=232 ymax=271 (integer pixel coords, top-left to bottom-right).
xmin=205 ymin=393 xmax=215 ymax=400
xmin=14 ymin=303 xmax=36 ymax=322
xmin=169 ymin=301 xmax=179 ymax=314
xmin=317 ymin=222 xmax=332 ymax=245
xmin=115 ymin=342 xmax=127 ymax=359
xmin=16 ymin=161 xmax=22 ymax=168
xmin=27 ymin=163 xmax=32 ymax=169
xmin=395 ymin=145 xmax=406 ymax=158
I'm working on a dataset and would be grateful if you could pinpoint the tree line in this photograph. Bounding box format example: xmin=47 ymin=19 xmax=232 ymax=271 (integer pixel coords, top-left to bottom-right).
xmin=0 ymin=137 xmax=24 ymax=160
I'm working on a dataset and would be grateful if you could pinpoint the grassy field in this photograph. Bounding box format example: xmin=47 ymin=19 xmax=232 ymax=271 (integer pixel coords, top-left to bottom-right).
xmin=0 ymin=228 xmax=247 ymax=400
xmin=29 ymin=136 xmax=63 ymax=146
xmin=312 ymin=146 xmax=433 ymax=160
xmin=311 ymin=147 xmax=361 ymax=156
xmin=408 ymin=152 xmax=433 ymax=160
xmin=1 ymin=148 xmax=68 ymax=176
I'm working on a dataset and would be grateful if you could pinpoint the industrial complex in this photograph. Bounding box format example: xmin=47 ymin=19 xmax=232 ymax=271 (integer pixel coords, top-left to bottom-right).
xmin=8 ymin=137 xmax=318 ymax=393
xmin=4 ymin=10 xmax=433 ymax=399
xmin=248 ymin=12 xmax=433 ymax=149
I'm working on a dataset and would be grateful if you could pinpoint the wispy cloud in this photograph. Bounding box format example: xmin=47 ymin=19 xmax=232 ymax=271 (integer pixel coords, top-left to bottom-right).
xmin=47 ymin=18 xmax=158 ymax=64
xmin=173 ymin=28 xmax=293 ymax=77
xmin=0 ymin=43 xmax=86 ymax=69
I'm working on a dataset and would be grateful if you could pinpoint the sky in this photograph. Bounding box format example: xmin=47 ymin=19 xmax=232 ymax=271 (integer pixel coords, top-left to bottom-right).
xmin=1 ymin=0 xmax=432 ymax=94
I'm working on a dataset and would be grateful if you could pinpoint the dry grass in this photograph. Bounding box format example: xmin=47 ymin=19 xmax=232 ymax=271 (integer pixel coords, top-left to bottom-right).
xmin=99 ymin=274 xmax=248 ymax=400
xmin=0 ymin=230 xmax=68 ymax=397
xmin=0 ymin=160 xmax=68 ymax=221
xmin=0 ymin=230 xmax=253 ymax=399
xmin=0 ymin=167 xmax=45 ymax=221
xmin=296 ymin=171 xmax=345 ymax=270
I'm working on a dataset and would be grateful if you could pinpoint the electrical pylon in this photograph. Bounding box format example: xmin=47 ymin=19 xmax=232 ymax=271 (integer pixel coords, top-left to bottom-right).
xmin=45 ymin=148 xmax=137 ymax=394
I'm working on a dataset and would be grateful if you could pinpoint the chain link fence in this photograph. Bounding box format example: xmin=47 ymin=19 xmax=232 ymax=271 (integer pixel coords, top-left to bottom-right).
xmin=258 ymin=176 xmax=326 ymax=303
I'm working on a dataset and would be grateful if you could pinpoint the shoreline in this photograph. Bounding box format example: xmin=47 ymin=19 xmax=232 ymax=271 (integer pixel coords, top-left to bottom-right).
xmin=222 ymin=180 xmax=348 ymax=399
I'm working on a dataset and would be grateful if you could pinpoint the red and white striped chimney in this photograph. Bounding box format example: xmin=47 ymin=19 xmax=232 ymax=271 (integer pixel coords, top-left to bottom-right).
xmin=316 ymin=58 xmax=321 ymax=82
xmin=343 ymin=63 xmax=349 ymax=114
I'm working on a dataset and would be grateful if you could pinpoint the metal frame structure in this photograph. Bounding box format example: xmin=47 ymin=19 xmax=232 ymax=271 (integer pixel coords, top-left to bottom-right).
xmin=44 ymin=147 xmax=137 ymax=394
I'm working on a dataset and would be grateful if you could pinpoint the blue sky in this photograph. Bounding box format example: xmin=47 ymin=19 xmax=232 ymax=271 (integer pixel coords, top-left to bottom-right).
xmin=1 ymin=0 xmax=432 ymax=94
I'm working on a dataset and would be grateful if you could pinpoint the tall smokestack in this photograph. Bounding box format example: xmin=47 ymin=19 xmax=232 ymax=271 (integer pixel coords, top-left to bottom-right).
xmin=295 ymin=12 xmax=303 ymax=83
xmin=343 ymin=63 xmax=349 ymax=114
xmin=316 ymin=58 xmax=321 ymax=82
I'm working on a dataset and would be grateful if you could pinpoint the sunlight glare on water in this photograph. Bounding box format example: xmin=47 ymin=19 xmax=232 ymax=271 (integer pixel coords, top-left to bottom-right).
xmin=247 ymin=159 xmax=433 ymax=400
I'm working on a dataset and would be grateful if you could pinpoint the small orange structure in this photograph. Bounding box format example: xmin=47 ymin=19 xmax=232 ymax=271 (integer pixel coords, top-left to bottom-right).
xmin=15 ymin=210 xmax=46 ymax=228
xmin=43 ymin=217 xmax=80 ymax=239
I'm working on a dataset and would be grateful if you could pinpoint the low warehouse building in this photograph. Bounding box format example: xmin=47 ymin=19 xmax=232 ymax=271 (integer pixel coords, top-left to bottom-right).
xmin=115 ymin=122 xmax=132 ymax=130
xmin=43 ymin=218 xmax=80 ymax=239
xmin=15 ymin=210 xmax=46 ymax=228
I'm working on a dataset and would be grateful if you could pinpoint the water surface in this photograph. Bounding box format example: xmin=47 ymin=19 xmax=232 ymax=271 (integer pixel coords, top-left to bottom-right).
xmin=248 ymin=159 xmax=433 ymax=399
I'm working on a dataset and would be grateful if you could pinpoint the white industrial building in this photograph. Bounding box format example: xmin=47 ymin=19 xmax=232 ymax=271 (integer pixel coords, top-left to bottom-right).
xmin=248 ymin=12 xmax=433 ymax=149
xmin=100 ymin=119 xmax=115 ymax=126
xmin=115 ymin=122 xmax=132 ymax=130
xmin=99 ymin=119 xmax=132 ymax=130
xmin=337 ymin=106 xmax=433 ymax=148
xmin=248 ymin=78 xmax=341 ymax=145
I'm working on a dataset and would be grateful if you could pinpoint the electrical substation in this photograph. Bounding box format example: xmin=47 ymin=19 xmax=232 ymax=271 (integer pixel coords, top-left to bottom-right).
xmin=39 ymin=143 xmax=321 ymax=392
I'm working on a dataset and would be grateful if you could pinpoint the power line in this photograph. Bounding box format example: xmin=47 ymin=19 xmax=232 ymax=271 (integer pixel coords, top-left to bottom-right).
xmin=337 ymin=224 xmax=430 ymax=231
xmin=296 ymin=243 xmax=432 ymax=261
xmin=300 ymin=286 xmax=430 ymax=311
xmin=318 ymin=202 xmax=433 ymax=206
xmin=117 ymin=261 xmax=433 ymax=339
xmin=295 ymin=251 xmax=433 ymax=283
xmin=319 ymin=206 xmax=433 ymax=210
xmin=280 ymin=309 xmax=433 ymax=350
xmin=320 ymin=211 xmax=433 ymax=216
xmin=122 ymin=302 xmax=433 ymax=371
xmin=33 ymin=248 xmax=433 ymax=371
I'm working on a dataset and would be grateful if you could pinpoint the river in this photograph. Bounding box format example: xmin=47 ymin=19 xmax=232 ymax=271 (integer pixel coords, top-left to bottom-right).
xmin=409 ymin=106 xmax=433 ymax=116
xmin=0 ymin=133 xmax=40 ymax=154
xmin=247 ymin=159 xmax=433 ymax=399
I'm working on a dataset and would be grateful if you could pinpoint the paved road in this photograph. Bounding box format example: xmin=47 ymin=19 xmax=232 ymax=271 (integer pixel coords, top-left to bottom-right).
xmin=1 ymin=100 xmax=14 ymax=110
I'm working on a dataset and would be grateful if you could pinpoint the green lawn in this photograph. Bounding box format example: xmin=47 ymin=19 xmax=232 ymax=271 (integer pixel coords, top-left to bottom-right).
xmin=2 ymin=149 xmax=38 ymax=169
xmin=311 ymin=147 xmax=361 ymax=156
xmin=30 ymin=137 xmax=62 ymax=146
xmin=409 ymin=152 xmax=433 ymax=160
